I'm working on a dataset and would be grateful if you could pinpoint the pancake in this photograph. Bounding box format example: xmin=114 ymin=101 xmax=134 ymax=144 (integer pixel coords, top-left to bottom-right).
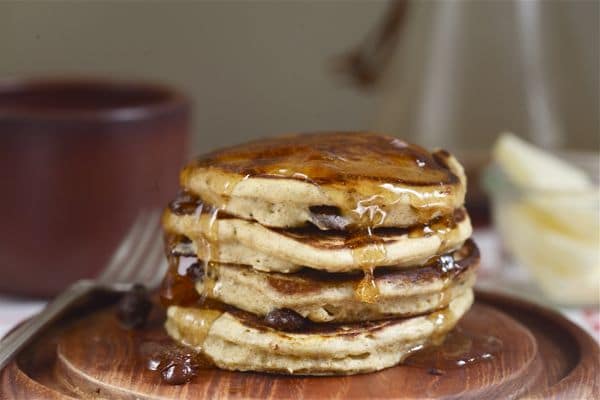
xmin=165 ymin=289 xmax=474 ymax=375
xmin=163 ymin=208 xmax=472 ymax=274
xmin=189 ymin=240 xmax=478 ymax=322
xmin=179 ymin=132 xmax=466 ymax=229
xmin=158 ymin=132 xmax=479 ymax=378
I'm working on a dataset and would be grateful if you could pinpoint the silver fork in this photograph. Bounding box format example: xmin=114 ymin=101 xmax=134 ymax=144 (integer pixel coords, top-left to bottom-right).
xmin=0 ymin=209 xmax=167 ymax=370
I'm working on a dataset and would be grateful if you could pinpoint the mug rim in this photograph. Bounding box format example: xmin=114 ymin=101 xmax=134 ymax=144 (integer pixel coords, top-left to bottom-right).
xmin=0 ymin=76 xmax=190 ymax=123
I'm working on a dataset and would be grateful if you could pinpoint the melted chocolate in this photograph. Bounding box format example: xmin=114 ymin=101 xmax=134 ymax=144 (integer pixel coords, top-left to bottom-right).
xmin=309 ymin=205 xmax=350 ymax=230
xmin=116 ymin=284 xmax=152 ymax=329
xmin=185 ymin=262 xmax=205 ymax=281
xmin=408 ymin=211 xmax=460 ymax=239
xmin=164 ymin=239 xmax=478 ymax=300
xmin=141 ymin=340 xmax=212 ymax=385
xmin=168 ymin=189 xmax=202 ymax=216
xmin=164 ymin=133 xmax=468 ymax=308
xmin=262 ymin=207 xmax=464 ymax=249
xmin=228 ymin=302 xmax=419 ymax=335
xmin=181 ymin=133 xmax=466 ymax=249
xmin=264 ymin=308 xmax=306 ymax=332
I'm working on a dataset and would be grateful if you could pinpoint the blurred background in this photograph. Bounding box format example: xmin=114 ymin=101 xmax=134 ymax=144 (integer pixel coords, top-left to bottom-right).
xmin=0 ymin=0 xmax=598 ymax=334
xmin=2 ymin=0 xmax=597 ymax=152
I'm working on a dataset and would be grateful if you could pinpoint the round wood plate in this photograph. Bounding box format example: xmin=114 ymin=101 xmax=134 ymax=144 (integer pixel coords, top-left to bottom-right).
xmin=1 ymin=291 xmax=598 ymax=399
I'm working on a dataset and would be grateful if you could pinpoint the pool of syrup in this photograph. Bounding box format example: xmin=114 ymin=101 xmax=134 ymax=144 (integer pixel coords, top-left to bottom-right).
xmin=138 ymin=307 xmax=501 ymax=385
xmin=404 ymin=327 xmax=503 ymax=374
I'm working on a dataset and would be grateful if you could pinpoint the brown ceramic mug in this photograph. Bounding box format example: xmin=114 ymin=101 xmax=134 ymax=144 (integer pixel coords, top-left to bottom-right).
xmin=0 ymin=78 xmax=190 ymax=297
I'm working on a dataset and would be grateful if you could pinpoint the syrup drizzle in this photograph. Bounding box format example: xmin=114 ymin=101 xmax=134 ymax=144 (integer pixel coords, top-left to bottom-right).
xmin=160 ymin=250 xmax=200 ymax=307
xmin=162 ymin=178 xmax=242 ymax=307
xmin=166 ymin=306 xmax=223 ymax=349
xmin=404 ymin=327 xmax=503 ymax=372
xmin=408 ymin=213 xmax=457 ymax=239
xmin=195 ymin=176 xmax=245 ymax=300
xmin=348 ymin=227 xmax=387 ymax=303
xmin=163 ymin=194 xmax=460 ymax=306
xmin=156 ymin=133 xmax=469 ymax=382
xmin=185 ymin=133 xmax=464 ymax=227
xmin=348 ymin=195 xmax=390 ymax=303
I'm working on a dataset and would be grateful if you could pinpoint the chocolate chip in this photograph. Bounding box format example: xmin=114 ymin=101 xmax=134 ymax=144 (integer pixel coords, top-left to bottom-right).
xmin=171 ymin=240 xmax=195 ymax=257
xmin=169 ymin=190 xmax=201 ymax=215
xmin=309 ymin=205 xmax=349 ymax=230
xmin=160 ymin=359 xmax=198 ymax=385
xmin=428 ymin=367 xmax=445 ymax=376
xmin=117 ymin=284 xmax=152 ymax=329
xmin=143 ymin=341 xmax=203 ymax=385
xmin=264 ymin=308 xmax=306 ymax=332
xmin=185 ymin=262 xmax=205 ymax=281
xmin=309 ymin=205 xmax=341 ymax=215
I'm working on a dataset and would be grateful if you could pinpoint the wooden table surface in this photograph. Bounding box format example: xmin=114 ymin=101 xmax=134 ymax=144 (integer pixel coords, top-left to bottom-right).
xmin=1 ymin=291 xmax=598 ymax=399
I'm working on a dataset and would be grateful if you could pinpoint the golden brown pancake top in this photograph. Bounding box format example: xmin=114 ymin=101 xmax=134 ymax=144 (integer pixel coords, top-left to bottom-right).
xmin=187 ymin=132 xmax=459 ymax=187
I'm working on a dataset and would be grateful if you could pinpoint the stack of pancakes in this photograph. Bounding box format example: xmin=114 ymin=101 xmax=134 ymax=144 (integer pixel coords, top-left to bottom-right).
xmin=160 ymin=132 xmax=479 ymax=375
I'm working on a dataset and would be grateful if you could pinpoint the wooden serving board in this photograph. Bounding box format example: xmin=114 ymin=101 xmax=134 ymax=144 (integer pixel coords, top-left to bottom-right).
xmin=1 ymin=291 xmax=598 ymax=399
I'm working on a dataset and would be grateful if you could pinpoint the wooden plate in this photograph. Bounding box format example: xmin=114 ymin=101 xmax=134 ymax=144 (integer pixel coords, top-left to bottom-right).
xmin=1 ymin=291 xmax=598 ymax=399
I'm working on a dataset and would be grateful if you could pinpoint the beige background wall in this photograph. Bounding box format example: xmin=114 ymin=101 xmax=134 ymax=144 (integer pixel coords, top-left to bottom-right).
xmin=0 ymin=1 xmax=386 ymax=153
xmin=374 ymin=0 xmax=599 ymax=152
xmin=1 ymin=1 xmax=597 ymax=154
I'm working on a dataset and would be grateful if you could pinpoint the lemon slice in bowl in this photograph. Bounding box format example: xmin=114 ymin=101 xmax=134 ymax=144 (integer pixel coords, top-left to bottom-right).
xmin=493 ymin=133 xmax=592 ymax=190
xmin=489 ymin=133 xmax=599 ymax=306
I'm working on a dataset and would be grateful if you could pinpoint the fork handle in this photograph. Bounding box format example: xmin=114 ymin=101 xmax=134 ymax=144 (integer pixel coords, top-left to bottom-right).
xmin=0 ymin=280 xmax=95 ymax=371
